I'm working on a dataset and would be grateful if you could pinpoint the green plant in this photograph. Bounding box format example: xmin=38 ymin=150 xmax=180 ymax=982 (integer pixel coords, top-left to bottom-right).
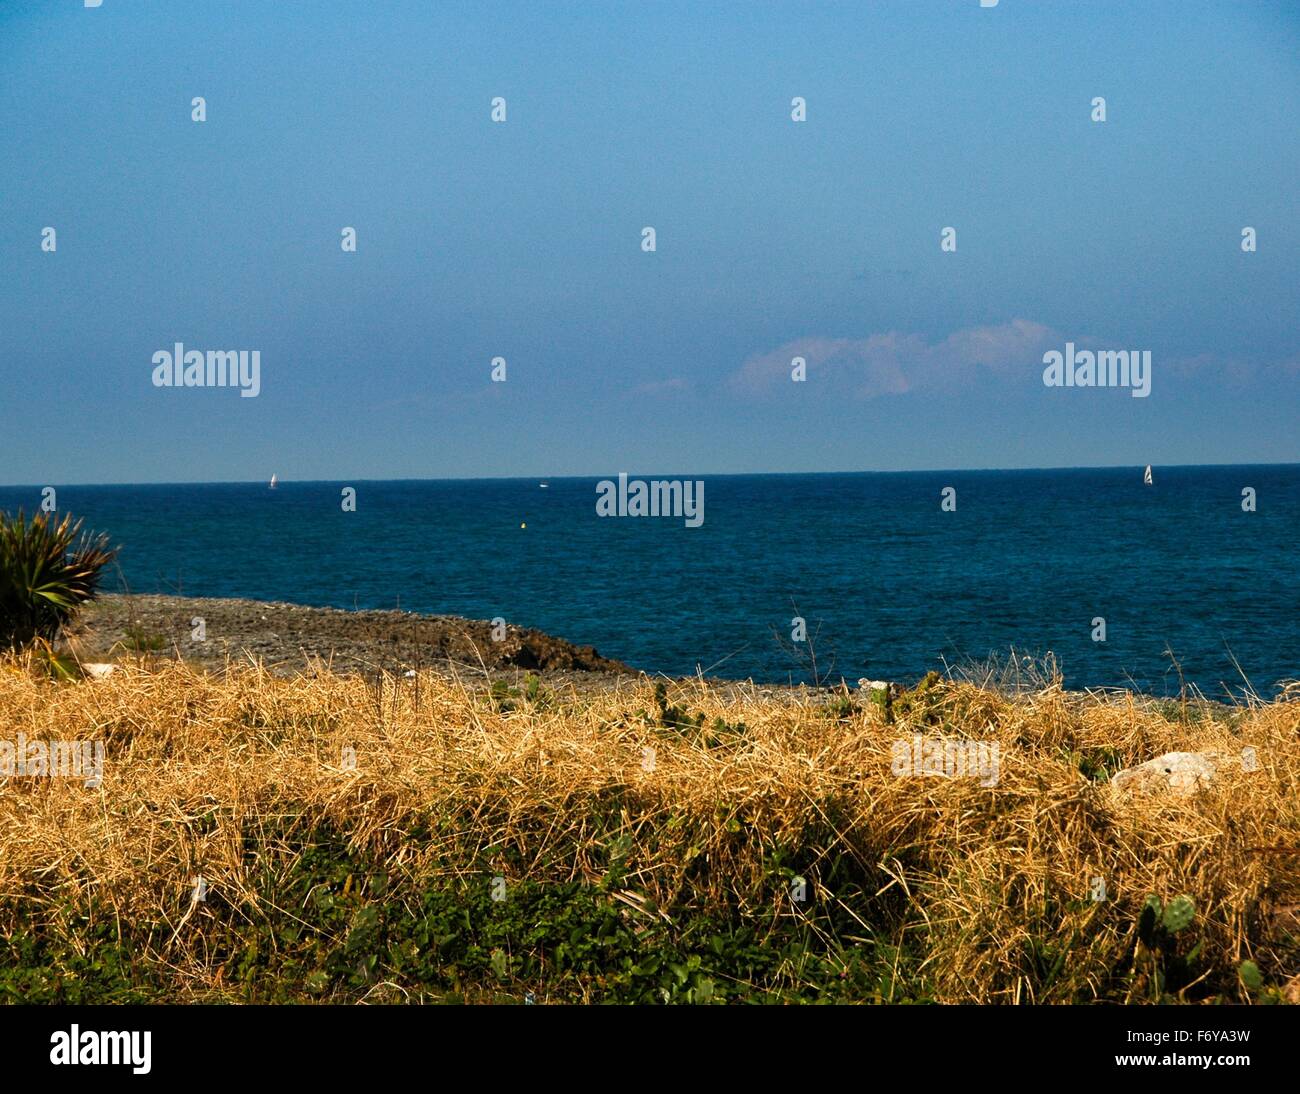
xmin=865 ymin=683 xmax=893 ymax=722
xmin=891 ymin=671 xmax=943 ymax=727
xmin=821 ymin=691 xmax=856 ymax=721
xmin=0 ymin=811 xmax=931 ymax=1004
xmin=489 ymin=680 xmax=520 ymax=713
xmin=1072 ymin=746 xmax=1125 ymax=782
xmin=1133 ymin=894 xmax=1203 ymax=1001
xmin=1238 ymin=959 xmax=1285 ymax=1004
xmin=0 ymin=510 xmax=117 ymax=651
xmin=30 ymin=640 xmax=82 ymax=681
xmin=652 ymin=681 xmax=702 ymax=731
xmin=647 ymin=682 xmax=745 ymax=746
xmin=523 ymin=673 xmax=551 ymax=709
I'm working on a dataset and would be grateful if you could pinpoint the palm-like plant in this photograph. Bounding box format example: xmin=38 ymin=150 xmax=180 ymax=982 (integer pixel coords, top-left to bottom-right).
xmin=0 ymin=510 xmax=118 ymax=650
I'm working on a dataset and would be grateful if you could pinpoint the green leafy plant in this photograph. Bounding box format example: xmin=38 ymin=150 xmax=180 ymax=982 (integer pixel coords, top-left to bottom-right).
xmin=523 ymin=672 xmax=552 ymax=709
xmin=0 ymin=510 xmax=117 ymax=651
xmin=1161 ymin=895 xmax=1195 ymax=933
xmin=865 ymin=683 xmax=893 ymax=722
xmin=1133 ymin=894 xmax=1202 ymax=1001
xmin=652 ymin=681 xmax=700 ymax=730
xmin=1238 ymin=959 xmax=1285 ymax=1004
xmin=648 ymin=682 xmax=745 ymax=746
xmin=891 ymin=671 xmax=943 ymax=726
xmin=488 ymin=680 xmax=520 ymax=713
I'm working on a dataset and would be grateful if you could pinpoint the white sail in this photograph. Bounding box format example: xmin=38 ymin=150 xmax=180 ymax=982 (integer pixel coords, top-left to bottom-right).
xmin=1143 ymin=465 xmax=1153 ymax=485
xmin=269 ymin=474 xmax=278 ymax=489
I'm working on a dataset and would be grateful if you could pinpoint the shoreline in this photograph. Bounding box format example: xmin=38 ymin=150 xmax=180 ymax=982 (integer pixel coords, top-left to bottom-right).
xmin=69 ymin=594 xmax=1263 ymax=709
xmin=75 ymin=593 xmax=634 ymax=686
xmin=71 ymin=594 xmax=842 ymax=703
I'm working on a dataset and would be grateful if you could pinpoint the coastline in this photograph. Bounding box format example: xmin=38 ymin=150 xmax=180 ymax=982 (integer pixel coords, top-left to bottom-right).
xmin=72 ymin=594 xmax=1264 ymax=707
xmin=74 ymin=593 xmax=634 ymax=684
xmin=71 ymin=594 xmax=835 ymax=705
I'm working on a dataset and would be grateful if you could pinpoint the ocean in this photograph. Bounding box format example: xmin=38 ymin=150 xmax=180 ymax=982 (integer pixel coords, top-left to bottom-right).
xmin=3 ymin=466 xmax=1296 ymax=698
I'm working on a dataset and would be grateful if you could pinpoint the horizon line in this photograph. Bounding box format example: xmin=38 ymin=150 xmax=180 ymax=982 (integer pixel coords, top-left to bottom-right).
xmin=2 ymin=460 xmax=1297 ymax=490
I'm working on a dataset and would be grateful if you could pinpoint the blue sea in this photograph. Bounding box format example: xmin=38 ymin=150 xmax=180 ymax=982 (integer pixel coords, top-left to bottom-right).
xmin=3 ymin=466 xmax=1297 ymax=698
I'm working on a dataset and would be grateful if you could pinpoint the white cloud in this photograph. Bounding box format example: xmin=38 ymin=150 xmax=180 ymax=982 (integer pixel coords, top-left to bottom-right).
xmin=729 ymin=319 xmax=1057 ymax=398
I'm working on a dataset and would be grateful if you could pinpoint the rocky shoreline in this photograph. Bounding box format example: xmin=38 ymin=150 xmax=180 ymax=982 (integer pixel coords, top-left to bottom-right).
xmin=73 ymin=594 xmax=635 ymax=685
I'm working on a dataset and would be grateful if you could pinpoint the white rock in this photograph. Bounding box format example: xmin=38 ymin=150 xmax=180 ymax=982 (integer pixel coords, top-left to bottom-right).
xmin=82 ymin=663 xmax=116 ymax=679
xmin=1109 ymin=751 xmax=1218 ymax=797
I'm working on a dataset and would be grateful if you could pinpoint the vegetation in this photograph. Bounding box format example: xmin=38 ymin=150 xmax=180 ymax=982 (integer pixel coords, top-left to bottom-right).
xmin=0 ymin=659 xmax=1296 ymax=1004
xmin=0 ymin=510 xmax=116 ymax=651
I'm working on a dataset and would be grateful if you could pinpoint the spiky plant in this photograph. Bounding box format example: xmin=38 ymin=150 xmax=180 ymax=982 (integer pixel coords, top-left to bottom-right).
xmin=0 ymin=509 xmax=118 ymax=650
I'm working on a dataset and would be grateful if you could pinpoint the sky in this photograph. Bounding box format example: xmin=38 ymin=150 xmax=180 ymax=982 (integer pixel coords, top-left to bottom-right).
xmin=1 ymin=0 xmax=1297 ymax=484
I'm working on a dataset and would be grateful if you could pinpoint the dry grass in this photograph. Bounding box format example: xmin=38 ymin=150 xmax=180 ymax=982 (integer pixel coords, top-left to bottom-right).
xmin=1 ymin=656 xmax=1297 ymax=1003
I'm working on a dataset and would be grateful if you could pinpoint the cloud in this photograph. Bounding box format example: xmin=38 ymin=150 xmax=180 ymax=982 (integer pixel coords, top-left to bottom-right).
xmin=729 ymin=319 xmax=1056 ymax=398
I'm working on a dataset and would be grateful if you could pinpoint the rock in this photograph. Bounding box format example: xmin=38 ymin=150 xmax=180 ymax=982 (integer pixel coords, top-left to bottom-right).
xmin=82 ymin=663 xmax=116 ymax=680
xmin=79 ymin=594 xmax=634 ymax=678
xmin=858 ymin=679 xmax=894 ymax=719
xmin=1109 ymin=751 xmax=1218 ymax=798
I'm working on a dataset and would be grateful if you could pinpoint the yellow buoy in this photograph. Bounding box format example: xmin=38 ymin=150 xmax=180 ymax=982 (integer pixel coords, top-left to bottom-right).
xmin=520 ymin=522 xmax=526 ymax=529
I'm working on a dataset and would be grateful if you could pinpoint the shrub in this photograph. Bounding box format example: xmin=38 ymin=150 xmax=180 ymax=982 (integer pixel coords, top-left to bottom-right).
xmin=0 ymin=510 xmax=117 ymax=651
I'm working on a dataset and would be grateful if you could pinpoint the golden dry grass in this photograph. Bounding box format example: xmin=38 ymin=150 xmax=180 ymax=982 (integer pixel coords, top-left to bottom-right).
xmin=0 ymin=657 xmax=1297 ymax=1003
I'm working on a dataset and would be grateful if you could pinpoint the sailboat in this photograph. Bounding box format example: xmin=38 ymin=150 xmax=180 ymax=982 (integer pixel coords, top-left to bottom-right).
xmin=269 ymin=473 xmax=278 ymax=490
xmin=1143 ymin=465 xmax=1153 ymax=486
xmin=539 ymin=482 xmax=549 ymax=489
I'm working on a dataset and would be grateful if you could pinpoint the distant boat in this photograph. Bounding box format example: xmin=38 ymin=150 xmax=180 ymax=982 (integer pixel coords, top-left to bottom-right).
xmin=1143 ymin=465 xmax=1153 ymax=486
xmin=269 ymin=474 xmax=278 ymax=490
xmin=539 ymin=482 xmax=549 ymax=489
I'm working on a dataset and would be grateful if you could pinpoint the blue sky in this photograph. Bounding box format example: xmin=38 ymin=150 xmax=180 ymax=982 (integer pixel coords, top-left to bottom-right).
xmin=2 ymin=0 xmax=1297 ymax=484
